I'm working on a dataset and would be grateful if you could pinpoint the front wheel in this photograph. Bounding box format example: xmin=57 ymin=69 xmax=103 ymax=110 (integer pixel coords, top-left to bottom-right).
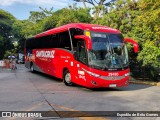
xmin=63 ymin=70 xmax=73 ymax=86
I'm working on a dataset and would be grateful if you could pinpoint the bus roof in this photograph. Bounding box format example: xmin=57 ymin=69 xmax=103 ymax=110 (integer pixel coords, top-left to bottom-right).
xmin=34 ymin=23 xmax=121 ymax=38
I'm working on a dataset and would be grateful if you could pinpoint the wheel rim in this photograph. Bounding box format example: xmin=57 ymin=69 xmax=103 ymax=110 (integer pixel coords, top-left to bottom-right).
xmin=65 ymin=73 xmax=71 ymax=84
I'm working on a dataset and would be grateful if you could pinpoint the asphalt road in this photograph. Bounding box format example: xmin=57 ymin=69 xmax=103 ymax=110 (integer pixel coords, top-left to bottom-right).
xmin=0 ymin=64 xmax=160 ymax=120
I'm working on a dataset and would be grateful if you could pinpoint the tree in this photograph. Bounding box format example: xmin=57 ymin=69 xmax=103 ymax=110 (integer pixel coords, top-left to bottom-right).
xmin=43 ymin=5 xmax=92 ymax=30
xmin=11 ymin=7 xmax=54 ymax=52
xmin=12 ymin=19 xmax=45 ymax=52
xmin=0 ymin=9 xmax=15 ymax=59
xmin=29 ymin=7 xmax=54 ymax=23
xmin=90 ymin=0 xmax=160 ymax=68
xmin=73 ymin=0 xmax=116 ymax=19
xmin=135 ymin=0 xmax=160 ymax=67
xmin=88 ymin=0 xmax=159 ymax=79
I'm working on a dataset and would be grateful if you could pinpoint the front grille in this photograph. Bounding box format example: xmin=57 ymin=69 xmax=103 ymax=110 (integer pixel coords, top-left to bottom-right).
xmin=100 ymin=75 xmax=126 ymax=80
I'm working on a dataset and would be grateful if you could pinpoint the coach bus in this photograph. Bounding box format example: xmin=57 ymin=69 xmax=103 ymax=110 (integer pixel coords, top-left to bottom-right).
xmin=25 ymin=23 xmax=138 ymax=88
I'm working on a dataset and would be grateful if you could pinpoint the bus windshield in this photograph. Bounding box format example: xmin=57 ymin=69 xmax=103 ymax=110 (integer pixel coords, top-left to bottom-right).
xmin=88 ymin=32 xmax=128 ymax=70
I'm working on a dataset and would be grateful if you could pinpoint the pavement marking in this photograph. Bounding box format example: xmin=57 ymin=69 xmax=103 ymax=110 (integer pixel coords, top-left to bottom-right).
xmin=50 ymin=103 xmax=111 ymax=120
xmin=26 ymin=102 xmax=44 ymax=111
xmin=7 ymin=103 xmax=110 ymax=120
xmin=80 ymin=117 xmax=110 ymax=120
xmin=51 ymin=103 xmax=79 ymax=111
xmin=7 ymin=102 xmax=44 ymax=120
xmin=156 ymin=82 xmax=160 ymax=86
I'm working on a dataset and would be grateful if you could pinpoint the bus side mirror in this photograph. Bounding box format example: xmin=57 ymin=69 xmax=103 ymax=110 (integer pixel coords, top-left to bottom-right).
xmin=124 ymin=38 xmax=139 ymax=53
xmin=74 ymin=35 xmax=92 ymax=50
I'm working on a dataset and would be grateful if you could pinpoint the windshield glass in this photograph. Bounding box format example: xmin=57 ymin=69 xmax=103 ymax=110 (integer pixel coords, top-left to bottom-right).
xmin=88 ymin=32 xmax=128 ymax=70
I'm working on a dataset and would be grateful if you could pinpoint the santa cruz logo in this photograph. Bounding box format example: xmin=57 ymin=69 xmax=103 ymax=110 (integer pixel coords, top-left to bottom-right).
xmin=36 ymin=50 xmax=55 ymax=58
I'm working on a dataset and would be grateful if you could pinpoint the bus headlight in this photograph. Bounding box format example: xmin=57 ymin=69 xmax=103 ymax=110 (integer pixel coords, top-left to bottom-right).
xmin=125 ymin=73 xmax=130 ymax=76
xmin=82 ymin=68 xmax=100 ymax=77
xmin=88 ymin=71 xmax=100 ymax=77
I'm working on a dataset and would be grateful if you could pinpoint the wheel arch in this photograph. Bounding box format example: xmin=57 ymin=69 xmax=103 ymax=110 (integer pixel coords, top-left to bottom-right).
xmin=63 ymin=67 xmax=69 ymax=77
xmin=62 ymin=67 xmax=73 ymax=86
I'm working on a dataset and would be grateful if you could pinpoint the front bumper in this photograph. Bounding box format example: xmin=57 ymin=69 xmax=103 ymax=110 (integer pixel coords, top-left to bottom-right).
xmin=85 ymin=76 xmax=129 ymax=88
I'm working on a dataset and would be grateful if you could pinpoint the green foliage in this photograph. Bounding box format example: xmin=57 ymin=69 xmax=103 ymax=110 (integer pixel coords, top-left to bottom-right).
xmin=73 ymin=0 xmax=116 ymax=19
xmin=1 ymin=0 xmax=159 ymax=71
xmin=134 ymin=0 xmax=160 ymax=67
xmin=0 ymin=9 xmax=15 ymax=20
xmin=29 ymin=11 xmax=46 ymax=23
xmin=3 ymin=50 xmax=14 ymax=59
xmin=137 ymin=40 xmax=160 ymax=67
xmin=0 ymin=9 xmax=15 ymax=59
xmin=43 ymin=6 xmax=92 ymax=30
xmin=29 ymin=7 xmax=54 ymax=23
xmin=91 ymin=0 xmax=160 ymax=68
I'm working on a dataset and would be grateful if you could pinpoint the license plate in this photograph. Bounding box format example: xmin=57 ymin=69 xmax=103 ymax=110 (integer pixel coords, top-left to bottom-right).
xmin=109 ymin=84 xmax=116 ymax=87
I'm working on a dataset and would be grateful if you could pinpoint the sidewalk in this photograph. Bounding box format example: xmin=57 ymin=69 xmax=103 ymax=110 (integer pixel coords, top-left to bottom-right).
xmin=0 ymin=64 xmax=24 ymax=73
xmin=130 ymin=80 xmax=160 ymax=86
xmin=0 ymin=66 xmax=13 ymax=72
xmin=129 ymin=77 xmax=160 ymax=86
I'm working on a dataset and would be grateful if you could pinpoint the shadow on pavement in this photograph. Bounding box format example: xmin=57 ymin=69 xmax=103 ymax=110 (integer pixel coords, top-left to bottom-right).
xmin=89 ymin=83 xmax=152 ymax=92
xmin=27 ymin=69 xmax=152 ymax=92
xmin=29 ymin=70 xmax=62 ymax=83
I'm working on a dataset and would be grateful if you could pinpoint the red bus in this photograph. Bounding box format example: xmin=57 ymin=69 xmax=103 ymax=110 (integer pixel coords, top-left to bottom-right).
xmin=25 ymin=23 xmax=138 ymax=88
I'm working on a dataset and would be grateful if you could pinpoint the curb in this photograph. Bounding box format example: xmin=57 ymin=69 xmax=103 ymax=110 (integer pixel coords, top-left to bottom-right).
xmin=129 ymin=80 xmax=160 ymax=86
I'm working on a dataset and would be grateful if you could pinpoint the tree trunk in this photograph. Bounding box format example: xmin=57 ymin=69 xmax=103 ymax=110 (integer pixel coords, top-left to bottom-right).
xmin=82 ymin=0 xmax=87 ymax=9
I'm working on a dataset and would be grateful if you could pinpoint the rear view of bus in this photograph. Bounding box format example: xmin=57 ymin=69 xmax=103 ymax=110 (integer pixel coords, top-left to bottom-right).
xmin=25 ymin=23 xmax=138 ymax=88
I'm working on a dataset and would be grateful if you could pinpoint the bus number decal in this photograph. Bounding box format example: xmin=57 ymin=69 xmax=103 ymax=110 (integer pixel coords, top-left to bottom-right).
xmin=108 ymin=73 xmax=119 ymax=76
xmin=36 ymin=50 xmax=55 ymax=58
xmin=51 ymin=50 xmax=55 ymax=58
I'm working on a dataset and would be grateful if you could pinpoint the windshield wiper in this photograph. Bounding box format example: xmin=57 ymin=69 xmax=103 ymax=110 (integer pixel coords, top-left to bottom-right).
xmin=91 ymin=65 xmax=105 ymax=70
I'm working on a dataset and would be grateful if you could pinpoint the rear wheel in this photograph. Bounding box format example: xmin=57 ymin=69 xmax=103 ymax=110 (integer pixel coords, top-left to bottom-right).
xmin=63 ymin=70 xmax=73 ymax=86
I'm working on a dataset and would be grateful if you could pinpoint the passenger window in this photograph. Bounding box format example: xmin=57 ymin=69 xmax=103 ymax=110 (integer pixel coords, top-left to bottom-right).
xmin=58 ymin=31 xmax=71 ymax=50
xmin=70 ymin=28 xmax=84 ymax=48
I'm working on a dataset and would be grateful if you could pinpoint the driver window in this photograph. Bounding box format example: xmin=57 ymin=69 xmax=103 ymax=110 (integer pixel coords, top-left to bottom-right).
xmin=77 ymin=41 xmax=87 ymax=64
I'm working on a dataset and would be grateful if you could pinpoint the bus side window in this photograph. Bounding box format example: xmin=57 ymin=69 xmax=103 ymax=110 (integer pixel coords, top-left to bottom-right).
xmin=51 ymin=34 xmax=58 ymax=48
xmin=70 ymin=28 xmax=84 ymax=48
xmin=59 ymin=31 xmax=72 ymax=50
xmin=77 ymin=41 xmax=87 ymax=64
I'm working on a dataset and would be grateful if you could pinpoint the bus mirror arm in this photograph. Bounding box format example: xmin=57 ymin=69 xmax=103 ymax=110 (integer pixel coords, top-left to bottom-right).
xmin=74 ymin=52 xmax=77 ymax=59
xmin=74 ymin=35 xmax=92 ymax=50
xmin=124 ymin=38 xmax=139 ymax=53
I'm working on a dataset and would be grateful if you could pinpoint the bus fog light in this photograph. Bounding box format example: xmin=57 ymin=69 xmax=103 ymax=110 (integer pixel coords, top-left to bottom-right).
xmin=91 ymin=80 xmax=97 ymax=85
xmin=125 ymin=81 xmax=128 ymax=84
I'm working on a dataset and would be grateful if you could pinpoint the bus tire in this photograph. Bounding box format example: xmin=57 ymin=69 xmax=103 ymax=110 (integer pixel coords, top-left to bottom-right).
xmin=30 ymin=63 xmax=35 ymax=73
xmin=63 ymin=69 xmax=73 ymax=86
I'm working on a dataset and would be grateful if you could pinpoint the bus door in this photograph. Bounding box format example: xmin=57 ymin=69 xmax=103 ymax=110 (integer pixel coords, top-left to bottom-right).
xmin=73 ymin=41 xmax=89 ymax=86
